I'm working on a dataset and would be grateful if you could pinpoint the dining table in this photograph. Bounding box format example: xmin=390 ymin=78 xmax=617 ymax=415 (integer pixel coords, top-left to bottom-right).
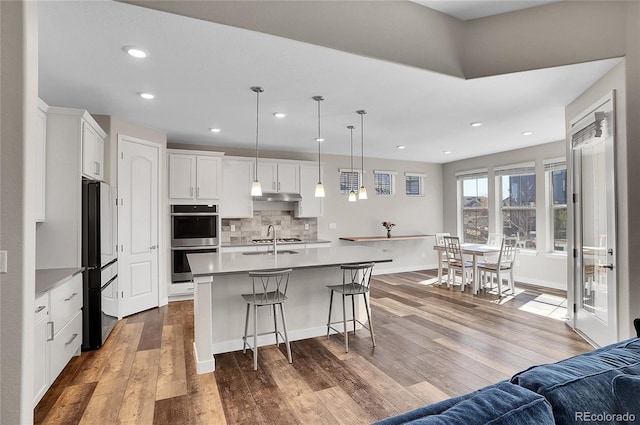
xmin=433 ymin=242 xmax=502 ymax=293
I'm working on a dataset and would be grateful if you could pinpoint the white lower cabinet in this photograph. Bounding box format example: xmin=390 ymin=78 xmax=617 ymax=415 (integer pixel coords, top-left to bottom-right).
xmin=33 ymin=273 xmax=83 ymax=407
xmin=33 ymin=293 xmax=50 ymax=407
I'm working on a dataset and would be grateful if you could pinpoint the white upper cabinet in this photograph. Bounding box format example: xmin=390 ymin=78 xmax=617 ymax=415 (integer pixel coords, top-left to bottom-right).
xmin=257 ymin=161 xmax=299 ymax=193
xmin=35 ymin=99 xmax=48 ymax=222
xmin=168 ymin=150 xmax=223 ymax=204
xmin=221 ymin=157 xmax=254 ymax=218
xmin=81 ymin=118 xmax=106 ymax=181
xmin=295 ymin=164 xmax=323 ymax=217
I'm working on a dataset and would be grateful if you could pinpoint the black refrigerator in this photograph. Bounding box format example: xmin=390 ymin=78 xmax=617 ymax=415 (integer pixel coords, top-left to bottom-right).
xmin=82 ymin=179 xmax=118 ymax=351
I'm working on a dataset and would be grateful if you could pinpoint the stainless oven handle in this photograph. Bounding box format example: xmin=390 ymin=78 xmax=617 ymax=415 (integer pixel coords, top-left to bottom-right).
xmin=170 ymin=246 xmax=219 ymax=251
xmin=170 ymin=213 xmax=219 ymax=217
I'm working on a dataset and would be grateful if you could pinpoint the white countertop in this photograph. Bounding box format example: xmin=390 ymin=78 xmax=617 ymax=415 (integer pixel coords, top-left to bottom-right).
xmin=188 ymin=245 xmax=392 ymax=276
xmin=221 ymin=239 xmax=331 ymax=248
xmin=35 ymin=267 xmax=84 ymax=296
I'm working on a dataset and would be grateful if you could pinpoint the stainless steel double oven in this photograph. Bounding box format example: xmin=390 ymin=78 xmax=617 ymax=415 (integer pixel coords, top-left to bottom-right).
xmin=171 ymin=205 xmax=219 ymax=282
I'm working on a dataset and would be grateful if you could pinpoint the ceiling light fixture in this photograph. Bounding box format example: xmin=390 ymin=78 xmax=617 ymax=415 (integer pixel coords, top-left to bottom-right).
xmin=470 ymin=122 xmax=483 ymax=127
xmin=209 ymin=128 xmax=221 ymax=133
xmin=522 ymin=131 xmax=533 ymax=136
xmin=443 ymin=150 xmax=451 ymax=154
xmin=273 ymin=112 xmax=287 ymax=118
xmin=348 ymin=125 xmax=357 ymax=202
xmin=138 ymin=92 xmax=155 ymax=100
xmin=250 ymin=86 xmax=264 ymax=197
xmin=124 ymin=46 xmax=148 ymax=58
xmin=396 ymin=145 xmax=406 ymax=150
xmin=356 ymin=110 xmax=368 ymax=200
xmin=313 ymin=96 xmax=325 ymax=198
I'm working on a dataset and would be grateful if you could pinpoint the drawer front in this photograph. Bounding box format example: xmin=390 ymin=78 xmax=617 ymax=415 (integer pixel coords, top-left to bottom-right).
xmin=50 ymin=273 xmax=82 ymax=328
xmin=34 ymin=293 xmax=49 ymax=323
xmin=50 ymin=311 xmax=82 ymax=381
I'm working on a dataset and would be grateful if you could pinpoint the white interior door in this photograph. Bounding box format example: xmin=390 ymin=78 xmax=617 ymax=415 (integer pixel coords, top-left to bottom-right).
xmin=571 ymin=93 xmax=617 ymax=347
xmin=118 ymin=135 xmax=159 ymax=317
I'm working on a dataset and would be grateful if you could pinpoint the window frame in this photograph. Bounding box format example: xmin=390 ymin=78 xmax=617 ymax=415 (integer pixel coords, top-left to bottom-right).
xmin=373 ymin=170 xmax=397 ymax=196
xmin=405 ymin=172 xmax=425 ymax=197
xmin=495 ymin=162 xmax=537 ymax=250
xmin=545 ymin=158 xmax=568 ymax=254
xmin=457 ymin=169 xmax=489 ymax=244
xmin=339 ymin=168 xmax=362 ymax=195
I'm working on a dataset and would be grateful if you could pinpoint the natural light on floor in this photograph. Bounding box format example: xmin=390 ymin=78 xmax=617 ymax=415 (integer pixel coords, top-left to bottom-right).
xmin=418 ymin=277 xmax=568 ymax=321
xmin=519 ymin=293 xmax=568 ymax=321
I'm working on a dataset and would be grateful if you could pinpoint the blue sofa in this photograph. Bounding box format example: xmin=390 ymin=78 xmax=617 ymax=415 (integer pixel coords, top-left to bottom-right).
xmin=376 ymin=338 xmax=640 ymax=425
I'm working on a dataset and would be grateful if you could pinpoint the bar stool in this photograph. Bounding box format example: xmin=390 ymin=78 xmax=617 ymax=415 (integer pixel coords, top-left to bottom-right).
xmin=326 ymin=263 xmax=375 ymax=353
xmin=242 ymin=268 xmax=293 ymax=370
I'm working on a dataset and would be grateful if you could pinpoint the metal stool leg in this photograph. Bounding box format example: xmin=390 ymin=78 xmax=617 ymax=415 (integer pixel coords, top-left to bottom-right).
xmin=327 ymin=290 xmax=334 ymax=337
xmin=253 ymin=304 xmax=258 ymax=371
xmin=342 ymin=293 xmax=348 ymax=352
xmin=279 ymin=303 xmax=292 ymax=364
xmin=363 ymin=292 xmax=375 ymax=347
xmin=273 ymin=304 xmax=279 ymax=346
xmin=243 ymin=303 xmax=250 ymax=353
xmin=351 ymin=295 xmax=356 ymax=335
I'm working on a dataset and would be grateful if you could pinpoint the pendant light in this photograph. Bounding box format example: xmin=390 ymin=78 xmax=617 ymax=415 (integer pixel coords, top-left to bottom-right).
xmin=312 ymin=96 xmax=325 ymax=197
xmin=250 ymin=86 xmax=263 ymax=196
xmin=348 ymin=125 xmax=357 ymax=202
xmin=356 ymin=110 xmax=368 ymax=199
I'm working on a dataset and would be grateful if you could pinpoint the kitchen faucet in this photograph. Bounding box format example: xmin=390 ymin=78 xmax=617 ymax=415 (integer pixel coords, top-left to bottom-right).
xmin=267 ymin=224 xmax=276 ymax=254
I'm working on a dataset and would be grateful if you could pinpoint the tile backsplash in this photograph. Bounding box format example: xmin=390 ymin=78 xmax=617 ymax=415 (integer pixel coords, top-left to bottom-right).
xmin=221 ymin=211 xmax=317 ymax=244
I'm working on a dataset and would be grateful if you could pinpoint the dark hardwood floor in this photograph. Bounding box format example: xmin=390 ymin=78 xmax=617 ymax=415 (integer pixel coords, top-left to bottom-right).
xmin=34 ymin=270 xmax=592 ymax=424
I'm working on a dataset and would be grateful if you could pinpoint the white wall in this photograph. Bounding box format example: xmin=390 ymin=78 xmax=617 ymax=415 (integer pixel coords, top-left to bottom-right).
xmin=0 ymin=1 xmax=37 ymax=423
xmin=443 ymin=141 xmax=568 ymax=289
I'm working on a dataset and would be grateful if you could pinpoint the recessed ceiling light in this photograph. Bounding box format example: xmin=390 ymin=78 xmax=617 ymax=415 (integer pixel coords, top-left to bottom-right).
xmin=273 ymin=112 xmax=287 ymax=118
xmin=209 ymin=128 xmax=221 ymax=133
xmin=124 ymin=46 xmax=148 ymax=58
xmin=522 ymin=131 xmax=533 ymax=136
xmin=315 ymin=137 xmax=325 ymax=142
xmin=138 ymin=92 xmax=155 ymax=100
xmin=396 ymin=145 xmax=406 ymax=149
xmin=443 ymin=150 xmax=451 ymax=154
xmin=470 ymin=122 xmax=483 ymax=127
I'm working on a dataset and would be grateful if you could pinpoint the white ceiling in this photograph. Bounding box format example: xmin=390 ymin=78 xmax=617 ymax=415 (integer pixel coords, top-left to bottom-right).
xmin=412 ymin=0 xmax=560 ymax=21
xmin=38 ymin=1 xmax=619 ymax=164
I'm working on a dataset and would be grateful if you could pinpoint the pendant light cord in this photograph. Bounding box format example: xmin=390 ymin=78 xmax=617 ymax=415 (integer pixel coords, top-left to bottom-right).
xmin=255 ymin=89 xmax=260 ymax=179
xmin=360 ymin=112 xmax=364 ymax=173
xmin=350 ymin=126 xmax=354 ymax=172
xmin=317 ymin=99 xmax=321 ymax=181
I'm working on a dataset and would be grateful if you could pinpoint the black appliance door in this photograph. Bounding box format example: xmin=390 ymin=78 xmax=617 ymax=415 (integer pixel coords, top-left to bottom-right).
xmin=171 ymin=215 xmax=218 ymax=246
xmin=171 ymin=248 xmax=217 ymax=282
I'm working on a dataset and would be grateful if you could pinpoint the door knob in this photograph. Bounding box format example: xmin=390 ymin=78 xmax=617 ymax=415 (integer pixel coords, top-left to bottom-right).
xmin=150 ymin=245 xmax=157 ymax=250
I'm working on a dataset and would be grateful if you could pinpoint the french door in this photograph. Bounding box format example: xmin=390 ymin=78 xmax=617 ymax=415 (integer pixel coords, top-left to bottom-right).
xmin=571 ymin=92 xmax=616 ymax=347
xmin=118 ymin=135 xmax=160 ymax=317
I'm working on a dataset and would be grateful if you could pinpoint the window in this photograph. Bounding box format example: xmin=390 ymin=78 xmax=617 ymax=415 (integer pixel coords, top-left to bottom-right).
xmin=546 ymin=159 xmax=567 ymax=252
xmin=405 ymin=172 xmax=425 ymax=196
xmin=457 ymin=170 xmax=489 ymax=243
xmin=373 ymin=170 xmax=396 ymax=195
xmin=496 ymin=163 xmax=536 ymax=249
xmin=339 ymin=169 xmax=361 ymax=195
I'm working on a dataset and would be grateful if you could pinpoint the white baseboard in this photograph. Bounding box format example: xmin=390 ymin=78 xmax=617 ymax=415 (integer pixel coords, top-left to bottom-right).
xmin=514 ymin=276 xmax=567 ymax=291
xmin=373 ymin=264 xmax=437 ymax=275
xmin=194 ymin=341 xmax=214 ymax=373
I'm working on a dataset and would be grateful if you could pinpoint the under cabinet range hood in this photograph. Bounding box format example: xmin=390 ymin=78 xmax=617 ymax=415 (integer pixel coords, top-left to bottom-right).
xmin=253 ymin=193 xmax=302 ymax=202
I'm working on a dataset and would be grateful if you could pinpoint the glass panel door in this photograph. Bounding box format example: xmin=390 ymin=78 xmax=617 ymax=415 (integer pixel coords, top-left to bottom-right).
xmin=571 ymin=93 xmax=616 ymax=347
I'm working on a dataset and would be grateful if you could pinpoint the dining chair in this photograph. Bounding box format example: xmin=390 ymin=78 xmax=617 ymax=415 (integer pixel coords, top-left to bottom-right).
xmin=242 ymin=268 xmax=293 ymax=370
xmin=435 ymin=232 xmax=450 ymax=286
xmin=443 ymin=236 xmax=474 ymax=292
xmin=487 ymin=233 xmax=504 ymax=247
xmin=477 ymin=241 xmax=517 ymax=297
xmin=326 ymin=263 xmax=376 ymax=353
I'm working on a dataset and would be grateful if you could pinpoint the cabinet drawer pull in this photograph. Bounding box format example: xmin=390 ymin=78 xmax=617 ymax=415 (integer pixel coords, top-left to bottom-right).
xmin=190 ymin=187 xmax=194 ymax=197
xmin=35 ymin=305 xmax=46 ymax=314
xmin=64 ymin=292 xmax=78 ymax=302
xmin=47 ymin=321 xmax=54 ymax=341
xmin=278 ymin=182 xmax=281 ymax=191
xmin=65 ymin=333 xmax=79 ymax=346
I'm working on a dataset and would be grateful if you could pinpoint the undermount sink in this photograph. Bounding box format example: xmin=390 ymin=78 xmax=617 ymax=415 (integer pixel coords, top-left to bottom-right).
xmin=242 ymin=250 xmax=299 ymax=256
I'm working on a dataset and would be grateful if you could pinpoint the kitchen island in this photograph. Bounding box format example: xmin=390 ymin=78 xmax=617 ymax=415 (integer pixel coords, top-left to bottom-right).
xmin=188 ymin=245 xmax=393 ymax=373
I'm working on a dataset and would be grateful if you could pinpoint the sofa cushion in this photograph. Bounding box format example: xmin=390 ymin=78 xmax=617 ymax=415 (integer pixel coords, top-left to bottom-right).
xmin=510 ymin=338 xmax=640 ymax=425
xmin=612 ymin=374 xmax=640 ymax=420
xmin=375 ymin=381 xmax=554 ymax=425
